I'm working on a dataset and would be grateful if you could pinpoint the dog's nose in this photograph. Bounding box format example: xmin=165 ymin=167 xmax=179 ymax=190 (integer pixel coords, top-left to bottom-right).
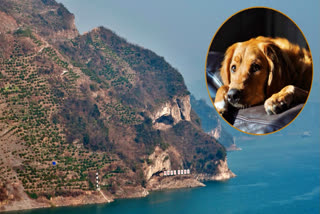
xmin=227 ymin=89 xmax=241 ymax=104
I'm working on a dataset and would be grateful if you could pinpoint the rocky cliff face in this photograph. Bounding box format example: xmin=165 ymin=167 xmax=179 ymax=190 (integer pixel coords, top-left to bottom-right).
xmin=0 ymin=0 xmax=79 ymax=42
xmin=151 ymin=95 xmax=191 ymax=130
xmin=143 ymin=146 xmax=172 ymax=180
xmin=211 ymin=159 xmax=236 ymax=180
xmin=197 ymin=159 xmax=236 ymax=181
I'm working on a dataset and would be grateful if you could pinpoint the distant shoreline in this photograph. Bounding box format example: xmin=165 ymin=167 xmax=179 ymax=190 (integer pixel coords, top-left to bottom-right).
xmin=2 ymin=168 xmax=236 ymax=212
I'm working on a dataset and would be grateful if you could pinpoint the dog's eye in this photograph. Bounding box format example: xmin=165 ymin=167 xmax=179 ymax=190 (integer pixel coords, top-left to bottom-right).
xmin=231 ymin=65 xmax=236 ymax=73
xmin=251 ymin=63 xmax=260 ymax=72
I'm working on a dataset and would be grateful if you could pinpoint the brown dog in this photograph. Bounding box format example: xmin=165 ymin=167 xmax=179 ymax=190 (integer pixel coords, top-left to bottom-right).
xmin=214 ymin=36 xmax=312 ymax=115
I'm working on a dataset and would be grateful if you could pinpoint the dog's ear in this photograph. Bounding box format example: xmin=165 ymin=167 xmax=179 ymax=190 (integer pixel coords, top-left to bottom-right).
xmin=220 ymin=43 xmax=237 ymax=85
xmin=263 ymin=42 xmax=291 ymax=98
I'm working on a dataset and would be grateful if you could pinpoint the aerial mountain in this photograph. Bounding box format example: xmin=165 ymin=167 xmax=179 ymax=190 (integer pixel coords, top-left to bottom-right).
xmin=0 ymin=0 xmax=234 ymax=211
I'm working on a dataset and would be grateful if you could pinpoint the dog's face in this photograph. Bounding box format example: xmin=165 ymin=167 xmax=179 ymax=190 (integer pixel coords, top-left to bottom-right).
xmin=220 ymin=38 xmax=282 ymax=108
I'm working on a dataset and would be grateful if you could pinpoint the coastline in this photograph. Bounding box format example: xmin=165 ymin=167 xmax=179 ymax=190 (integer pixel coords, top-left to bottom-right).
xmin=0 ymin=167 xmax=235 ymax=212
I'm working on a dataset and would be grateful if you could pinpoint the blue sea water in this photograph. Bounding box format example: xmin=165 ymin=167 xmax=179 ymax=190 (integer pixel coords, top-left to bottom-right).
xmin=18 ymin=135 xmax=319 ymax=214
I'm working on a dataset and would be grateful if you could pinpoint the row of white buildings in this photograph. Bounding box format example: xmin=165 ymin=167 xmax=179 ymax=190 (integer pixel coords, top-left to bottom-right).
xmin=163 ymin=169 xmax=190 ymax=176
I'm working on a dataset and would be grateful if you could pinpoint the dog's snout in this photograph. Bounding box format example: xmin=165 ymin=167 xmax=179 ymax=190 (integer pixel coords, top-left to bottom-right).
xmin=227 ymin=89 xmax=241 ymax=104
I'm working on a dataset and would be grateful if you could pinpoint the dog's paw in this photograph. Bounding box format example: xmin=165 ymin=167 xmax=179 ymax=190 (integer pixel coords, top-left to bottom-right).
xmin=214 ymin=99 xmax=228 ymax=115
xmin=264 ymin=85 xmax=309 ymax=115
xmin=214 ymin=85 xmax=229 ymax=115
xmin=264 ymin=90 xmax=294 ymax=115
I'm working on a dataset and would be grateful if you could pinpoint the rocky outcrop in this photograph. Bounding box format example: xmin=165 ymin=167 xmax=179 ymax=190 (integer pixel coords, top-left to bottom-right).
xmin=143 ymin=147 xmax=235 ymax=190
xmin=0 ymin=0 xmax=79 ymax=43
xmin=211 ymin=159 xmax=236 ymax=180
xmin=210 ymin=122 xmax=221 ymax=139
xmin=143 ymin=146 xmax=171 ymax=180
xmin=176 ymin=96 xmax=191 ymax=121
xmin=197 ymin=159 xmax=236 ymax=181
xmin=151 ymin=95 xmax=191 ymax=130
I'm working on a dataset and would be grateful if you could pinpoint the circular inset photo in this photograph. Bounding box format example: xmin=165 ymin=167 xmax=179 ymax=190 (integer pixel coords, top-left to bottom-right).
xmin=206 ymin=7 xmax=313 ymax=135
